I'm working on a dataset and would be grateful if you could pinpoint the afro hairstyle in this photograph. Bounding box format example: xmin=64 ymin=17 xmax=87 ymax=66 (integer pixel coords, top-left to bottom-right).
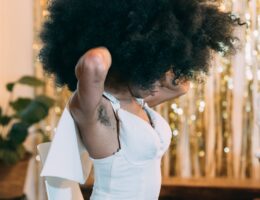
xmin=39 ymin=0 xmax=244 ymax=91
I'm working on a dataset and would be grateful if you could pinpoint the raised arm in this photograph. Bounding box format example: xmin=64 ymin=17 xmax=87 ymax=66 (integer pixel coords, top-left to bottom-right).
xmin=144 ymin=71 xmax=190 ymax=107
xmin=69 ymin=47 xmax=112 ymax=124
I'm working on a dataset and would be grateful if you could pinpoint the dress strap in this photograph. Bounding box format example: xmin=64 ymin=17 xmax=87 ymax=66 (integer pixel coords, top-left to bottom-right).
xmin=135 ymin=98 xmax=145 ymax=108
xmin=102 ymin=91 xmax=121 ymax=112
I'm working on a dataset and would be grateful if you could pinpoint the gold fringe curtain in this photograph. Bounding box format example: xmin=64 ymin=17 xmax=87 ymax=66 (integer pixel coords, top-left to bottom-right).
xmin=160 ymin=0 xmax=260 ymax=179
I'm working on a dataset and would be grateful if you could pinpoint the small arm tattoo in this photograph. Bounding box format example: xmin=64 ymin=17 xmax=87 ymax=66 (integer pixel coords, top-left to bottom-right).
xmin=97 ymin=105 xmax=111 ymax=126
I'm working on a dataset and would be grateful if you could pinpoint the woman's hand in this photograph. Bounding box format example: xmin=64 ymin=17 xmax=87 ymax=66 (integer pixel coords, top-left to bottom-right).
xmin=144 ymin=70 xmax=190 ymax=107
xmin=160 ymin=70 xmax=190 ymax=96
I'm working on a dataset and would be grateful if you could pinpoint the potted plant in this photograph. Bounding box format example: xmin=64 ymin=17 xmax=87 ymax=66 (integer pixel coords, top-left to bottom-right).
xmin=0 ymin=75 xmax=55 ymax=198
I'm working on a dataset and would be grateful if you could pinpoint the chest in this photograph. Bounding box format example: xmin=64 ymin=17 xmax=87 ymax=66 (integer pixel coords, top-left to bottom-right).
xmin=116 ymin=108 xmax=172 ymax=163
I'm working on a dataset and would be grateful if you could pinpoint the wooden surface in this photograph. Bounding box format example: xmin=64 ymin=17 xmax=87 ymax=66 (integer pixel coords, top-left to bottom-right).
xmin=160 ymin=178 xmax=260 ymax=200
xmin=163 ymin=177 xmax=260 ymax=189
xmin=0 ymin=154 xmax=31 ymax=199
xmin=82 ymin=177 xmax=260 ymax=200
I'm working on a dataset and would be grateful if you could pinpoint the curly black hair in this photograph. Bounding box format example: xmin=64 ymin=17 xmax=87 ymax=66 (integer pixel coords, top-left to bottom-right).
xmin=39 ymin=0 xmax=244 ymax=91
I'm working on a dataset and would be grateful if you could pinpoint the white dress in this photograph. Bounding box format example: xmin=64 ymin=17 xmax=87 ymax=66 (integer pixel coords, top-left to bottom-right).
xmin=89 ymin=91 xmax=172 ymax=200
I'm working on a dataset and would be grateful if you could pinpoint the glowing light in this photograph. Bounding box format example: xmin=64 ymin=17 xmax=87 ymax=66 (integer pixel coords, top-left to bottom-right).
xmin=170 ymin=123 xmax=175 ymax=130
xmin=228 ymin=78 xmax=234 ymax=90
xmin=219 ymin=3 xmax=226 ymax=11
xmin=171 ymin=104 xmax=183 ymax=115
xmin=224 ymin=147 xmax=230 ymax=153
xmin=42 ymin=10 xmax=50 ymax=17
xmin=253 ymin=30 xmax=258 ymax=37
xmin=246 ymin=68 xmax=253 ymax=80
xmin=199 ymin=101 xmax=206 ymax=108
xmin=224 ymin=132 xmax=229 ymax=138
xmin=246 ymin=103 xmax=251 ymax=112
xmin=169 ymin=112 xmax=175 ymax=119
xmin=245 ymin=13 xmax=251 ymax=20
xmin=35 ymin=155 xmax=40 ymax=162
xmin=224 ymin=75 xmax=229 ymax=81
xmin=222 ymin=101 xmax=227 ymax=107
xmin=199 ymin=151 xmax=205 ymax=157
xmin=56 ymin=87 xmax=63 ymax=92
xmin=171 ymin=103 xmax=178 ymax=110
xmin=217 ymin=66 xmax=224 ymax=73
xmin=199 ymin=107 xmax=204 ymax=113
xmin=190 ymin=114 xmax=196 ymax=121
xmin=177 ymin=108 xmax=183 ymax=115
xmin=172 ymin=130 xmax=179 ymax=136
xmin=222 ymin=112 xmax=228 ymax=119
xmin=32 ymin=43 xmax=40 ymax=50
xmin=198 ymin=100 xmax=205 ymax=112
xmin=45 ymin=125 xmax=52 ymax=131
xmin=54 ymin=106 xmax=61 ymax=114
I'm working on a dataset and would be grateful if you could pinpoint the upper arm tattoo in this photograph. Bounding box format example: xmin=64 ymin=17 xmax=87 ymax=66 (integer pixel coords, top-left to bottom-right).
xmin=97 ymin=104 xmax=111 ymax=126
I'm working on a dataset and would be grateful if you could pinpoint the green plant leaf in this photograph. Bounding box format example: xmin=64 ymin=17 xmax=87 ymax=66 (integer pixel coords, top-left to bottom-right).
xmin=17 ymin=95 xmax=54 ymax=124
xmin=0 ymin=136 xmax=18 ymax=150
xmin=0 ymin=136 xmax=8 ymax=146
xmin=9 ymin=98 xmax=32 ymax=113
xmin=16 ymin=145 xmax=26 ymax=159
xmin=0 ymin=149 xmax=19 ymax=165
xmin=0 ymin=115 xmax=12 ymax=126
xmin=6 ymin=82 xmax=15 ymax=92
xmin=19 ymin=101 xmax=49 ymax=124
xmin=35 ymin=95 xmax=55 ymax=107
xmin=17 ymin=76 xmax=45 ymax=87
xmin=8 ymin=122 xmax=29 ymax=145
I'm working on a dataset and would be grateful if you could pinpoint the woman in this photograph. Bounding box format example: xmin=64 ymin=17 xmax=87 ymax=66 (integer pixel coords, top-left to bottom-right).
xmin=39 ymin=0 xmax=243 ymax=199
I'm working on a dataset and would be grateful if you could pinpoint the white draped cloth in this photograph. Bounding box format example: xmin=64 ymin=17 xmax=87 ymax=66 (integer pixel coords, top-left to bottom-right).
xmin=40 ymin=105 xmax=92 ymax=184
xmin=24 ymin=104 xmax=93 ymax=200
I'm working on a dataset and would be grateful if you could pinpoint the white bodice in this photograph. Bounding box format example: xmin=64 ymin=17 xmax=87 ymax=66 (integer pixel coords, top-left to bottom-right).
xmin=90 ymin=91 xmax=172 ymax=200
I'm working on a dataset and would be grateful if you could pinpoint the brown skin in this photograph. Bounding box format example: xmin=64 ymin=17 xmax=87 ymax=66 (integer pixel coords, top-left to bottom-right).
xmin=144 ymin=70 xmax=190 ymax=107
xmin=69 ymin=47 xmax=190 ymax=159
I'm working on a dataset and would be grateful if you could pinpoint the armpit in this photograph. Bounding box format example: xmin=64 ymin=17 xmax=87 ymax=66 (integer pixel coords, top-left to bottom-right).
xmin=97 ymin=104 xmax=111 ymax=126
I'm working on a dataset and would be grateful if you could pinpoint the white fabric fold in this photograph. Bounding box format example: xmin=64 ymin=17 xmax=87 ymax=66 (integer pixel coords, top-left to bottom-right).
xmin=40 ymin=104 xmax=92 ymax=184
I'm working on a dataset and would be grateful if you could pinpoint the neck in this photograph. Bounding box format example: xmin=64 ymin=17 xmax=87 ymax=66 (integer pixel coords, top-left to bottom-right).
xmin=104 ymin=86 xmax=137 ymax=103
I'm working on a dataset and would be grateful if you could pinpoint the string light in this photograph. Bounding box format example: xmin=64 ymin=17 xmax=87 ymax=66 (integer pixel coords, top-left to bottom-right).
xmin=171 ymin=103 xmax=178 ymax=110
xmin=217 ymin=66 xmax=224 ymax=73
xmin=199 ymin=151 xmax=205 ymax=157
xmin=172 ymin=130 xmax=179 ymax=137
xmin=45 ymin=125 xmax=52 ymax=132
xmin=224 ymin=147 xmax=230 ymax=153
xmin=54 ymin=106 xmax=62 ymax=114
xmin=190 ymin=114 xmax=196 ymax=121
